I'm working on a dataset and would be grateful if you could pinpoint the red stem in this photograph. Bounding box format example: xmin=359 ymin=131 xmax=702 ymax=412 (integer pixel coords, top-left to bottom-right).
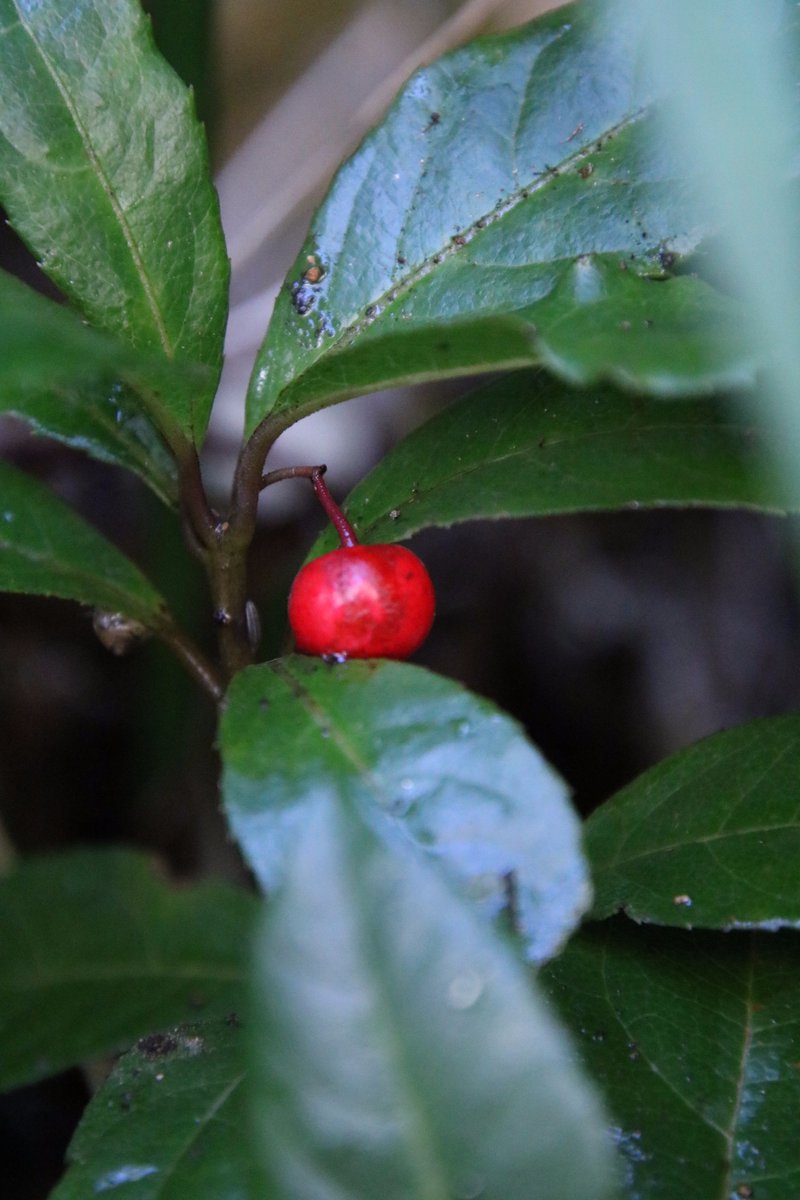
xmin=311 ymin=467 xmax=359 ymax=547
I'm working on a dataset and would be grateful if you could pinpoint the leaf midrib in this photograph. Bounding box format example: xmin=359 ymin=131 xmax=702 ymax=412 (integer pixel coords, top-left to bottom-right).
xmin=268 ymin=104 xmax=649 ymax=420
xmin=718 ymin=937 xmax=756 ymax=1200
xmin=272 ymin=659 xmax=397 ymax=811
xmin=143 ymin=1070 xmax=246 ymax=1197
xmin=330 ymin=106 xmax=650 ymax=358
xmin=346 ymin=829 xmax=452 ymax=1200
xmin=12 ymin=3 xmax=174 ymax=360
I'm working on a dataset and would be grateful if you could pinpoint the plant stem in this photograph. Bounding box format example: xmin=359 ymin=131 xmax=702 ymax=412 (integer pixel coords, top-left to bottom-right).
xmin=175 ymin=412 xmax=311 ymax=684
xmin=156 ymin=618 xmax=225 ymax=702
xmin=175 ymin=443 xmax=217 ymax=553
xmin=260 ymin=463 xmax=327 ymax=489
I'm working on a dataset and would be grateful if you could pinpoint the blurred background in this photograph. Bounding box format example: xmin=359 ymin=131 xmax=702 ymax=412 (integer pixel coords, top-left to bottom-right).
xmin=2 ymin=1 xmax=800 ymax=1194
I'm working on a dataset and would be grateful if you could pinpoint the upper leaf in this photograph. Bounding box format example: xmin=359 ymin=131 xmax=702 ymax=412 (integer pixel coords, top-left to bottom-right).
xmin=542 ymin=919 xmax=800 ymax=1200
xmin=0 ymin=268 xmax=177 ymax=504
xmin=585 ymin=715 xmax=800 ymax=930
xmin=221 ymin=656 xmax=589 ymax=963
xmin=0 ymin=0 xmax=229 ymax=444
xmin=307 ymin=371 xmax=787 ymax=554
xmin=0 ymin=460 xmax=166 ymax=624
xmin=0 ymin=850 xmax=254 ymax=1092
xmin=245 ymin=1 xmax=784 ymax=433
xmin=250 ymin=794 xmax=616 ymax=1200
xmin=53 ymin=1016 xmax=260 ymax=1200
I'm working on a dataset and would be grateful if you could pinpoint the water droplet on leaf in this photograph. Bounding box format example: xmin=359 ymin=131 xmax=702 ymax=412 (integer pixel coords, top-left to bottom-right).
xmin=447 ymin=970 xmax=484 ymax=1009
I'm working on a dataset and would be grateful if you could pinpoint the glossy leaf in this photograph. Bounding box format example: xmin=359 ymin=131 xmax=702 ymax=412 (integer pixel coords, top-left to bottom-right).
xmin=245 ymin=2 xmax=779 ymax=433
xmin=221 ymin=656 xmax=589 ymax=963
xmin=0 ymin=269 xmax=177 ymax=504
xmin=308 ymin=372 xmax=784 ymax=553
xmin=250 ymin=794 xmax=616 ymax=1200
xmin=0 ymin=461 xmax=167 ymax=623
xmin=53 ymin=1016 xmax=259 ymax=1200
xmin=585 ymin=715 xmax=800 ymax=930
xmin=0 ymin=0 xmax=229 ymax=444
xmin=0 ymin=850 xmax=254 ymax=1092
xmin=542 ymin=919 xmax=800 ymax=1200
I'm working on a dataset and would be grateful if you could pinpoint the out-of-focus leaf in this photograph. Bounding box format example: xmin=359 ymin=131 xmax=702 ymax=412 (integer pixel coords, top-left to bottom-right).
xmin=307 ymin=372 xmax=784 ymax=553
xmin=221 ymin=656 xmax=589 ymax=963
xmin=245 ymin=2 xmax=783 ymax=433
xmin=542 ymin=919 xmax=800 ymax=1200
xmin=0 ymin=0 xmax=229 ymax=444
xmin=628 ymin=0 xmax=800 ymax=503
xmin=0 ymin=461 xmax=166 ymax=623
xmin=53 ymin=1016 xmax=260 ymax=1200
xmin=586 ymin=715 xmax=800 ymax=931
xmin=0 ymin=850 xmax=254 ymax=1092
xmin=250 ymin=794 xmax=617 ymax=1200
xmin=0 ymin=269 xmax=177 ymax=504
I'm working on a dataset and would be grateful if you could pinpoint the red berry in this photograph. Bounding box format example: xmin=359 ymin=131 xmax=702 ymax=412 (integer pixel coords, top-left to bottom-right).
xmin=288 ymin=543 xmax=435 ymax=660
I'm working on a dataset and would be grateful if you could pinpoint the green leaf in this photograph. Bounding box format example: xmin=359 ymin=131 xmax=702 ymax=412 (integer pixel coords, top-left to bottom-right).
xmin=585 ymin=715 xmax=800 ymax=931
xmin=542 ymin=919 xmax=800 ymax=1200
xmin=0 ymin=269 xmax=177 ymax=504
xmin=0 ymin=850 xmax=254 ymax=1092
xmin=250 ymin=795 xmax=617 ymax=1200
xmin=0 ymin=460 xmax=167 ymax=624
xmin=221 ymin=656 xmax=589 ymax=963
xmin=245 ymin=2 xmax=770 ymax=434
xmin=308 ymin=372 xmax=784 ymax=552
xmin=53 ymin=1016 xmax=260 ymax=1200
xmin=0 ymin=0 xmax=229 ymax=444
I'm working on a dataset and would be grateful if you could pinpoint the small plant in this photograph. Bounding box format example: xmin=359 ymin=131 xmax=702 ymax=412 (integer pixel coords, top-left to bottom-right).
xmin=1 ymin=1 xmax=800 ymax=1197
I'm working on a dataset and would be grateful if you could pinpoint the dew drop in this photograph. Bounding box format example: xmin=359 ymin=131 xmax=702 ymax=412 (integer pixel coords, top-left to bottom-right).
xmin=95 ymin=1164 xmax=159 ymax=1192
xmin=399 ymin=778 xmax=415 ymax=794
xmin=3 ymin=511 xmax=14 ymax=523
xmin=457 ymin=719 xmax=472 ymax=737
xmin=447 ymin=970 xmax=484 ymax=1010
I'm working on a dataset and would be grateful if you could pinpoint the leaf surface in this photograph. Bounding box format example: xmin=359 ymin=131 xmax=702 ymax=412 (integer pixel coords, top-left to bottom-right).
xmin=53 ymin=1017 xmax=259 ymax=1200
xmin=307 ymin=372 xmax=784 ymax=552
xmin=250 ymin=795 xmax=616 ymax=1200
xmin=542 ymin=919 xmax=800 ymax=1200
xmin=0 ymin=461 xmax=166 ymax=623
xmin=245 ymin=2 xmax=784 ymax=432
xmin=0 ymin=0 xmax=229 ymax=443
xmin=221 ymin=656 xmax=588 ymax=963
xmin=585 ymin=715 xmax=800 ymax=930
xmin=0 ymin=269 xmax=177 ymax=503
xmin=0 ymin=850 xmax=254 ymax=1092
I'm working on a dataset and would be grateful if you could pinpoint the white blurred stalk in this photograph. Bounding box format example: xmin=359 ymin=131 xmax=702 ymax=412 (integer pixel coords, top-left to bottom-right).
xmin=628 ymin=0 xmax=800 ymax=502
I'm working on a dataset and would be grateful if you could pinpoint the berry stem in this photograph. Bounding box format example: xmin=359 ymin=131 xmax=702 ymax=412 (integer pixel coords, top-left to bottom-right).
xmin=260 ymin=463 xmax=360 ymax=546
xmin=311 ymin=467 xmax=359 ymax=547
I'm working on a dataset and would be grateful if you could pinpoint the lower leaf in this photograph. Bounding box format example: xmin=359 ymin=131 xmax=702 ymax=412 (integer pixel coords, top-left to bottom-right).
xmin=52 ymin=1016 xmax=259 ymax=1200
xmin=249 ymin=796 xmax=617 ymax=1200
xmin=542 ymin=918 xmax=800 ymax=1200
xmin=0 ymin=850 xmax=254 ymax=1091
